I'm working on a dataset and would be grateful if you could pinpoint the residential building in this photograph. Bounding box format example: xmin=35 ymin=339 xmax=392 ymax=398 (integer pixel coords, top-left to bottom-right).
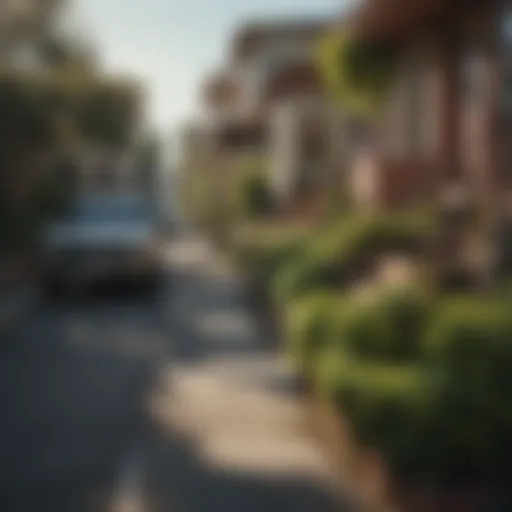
xmin=344 ymin=0 xmax=512 ymax=280
xmin=195 ymin=18 xmax=347 ymax=216
xmin=345 ymin=0 xmax=510 ymax=215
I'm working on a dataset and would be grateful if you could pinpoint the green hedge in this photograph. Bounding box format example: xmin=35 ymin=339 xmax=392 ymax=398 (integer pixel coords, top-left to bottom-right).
xmin=230 ymin=222 xmax=314 ymax=281
xmin=421 ymin=297 xmax=512 ymax=482
xmin=288 ymin=288 xmax=512 ymax=486
xmin=285 ymin=291 xmax=345 ymax=373
xmin=272 ymin=211 xmax=434 ymax=303
xmin=233 ymin=205 xmax=512 ymax=486
xmin=341 ymin=286 xmax=431 ymax=362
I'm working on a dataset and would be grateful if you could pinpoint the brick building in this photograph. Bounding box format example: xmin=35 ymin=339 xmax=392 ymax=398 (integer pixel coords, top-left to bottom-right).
xmin=189 ymin=18 xmax=347 ymax=216
xmin=345 ymin=0 xmax=512 ymax=215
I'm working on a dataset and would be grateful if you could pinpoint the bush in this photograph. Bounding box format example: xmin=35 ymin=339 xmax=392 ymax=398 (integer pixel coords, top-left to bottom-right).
xmin=315 ymin=347 xmax=436 ymax=477
xmin=316 ymin=345 xmax=495 ymax=484
xmin=422 ymin=297 xmax=512 ymax=382
xmin=230 ymin=221 xmax=315 ymax=279
xmin=272 ymin=211 xmax=434 ymax=303
xmin=306 ymin=291 xmax=512 ymax=486
xmin=272 ymin=252 xmax=340 ymax=304
xmin=272 ymin=215 xmax=366 ymax=302
xmin=328 ymin=296 xmax=512 ymax=485
xmin=341 ymin=285 xmax=432 ymax=362
xmin=420 ymin=297 xmax=512 ymax=481
xmin=285 ymin=291 xmax=345 ymax=373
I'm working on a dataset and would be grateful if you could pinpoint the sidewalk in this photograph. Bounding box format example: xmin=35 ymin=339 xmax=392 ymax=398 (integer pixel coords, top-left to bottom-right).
xmin=143 ymin=234 xmax=357 ymax=511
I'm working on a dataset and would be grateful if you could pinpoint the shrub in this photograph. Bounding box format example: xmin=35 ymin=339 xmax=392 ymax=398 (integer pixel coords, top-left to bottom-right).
xmin=272 ymin=211 xmax=434 ymax=304
xmin=230 ymin=221 xmax=314 ymax=279
xmin=309 ymin=291 xmax=512 ymax=485
xmin=272 ymin=251 xmax=340 ymax=304
xmin=420 ymin=297 xmax=512 ymax=481
xmin=337 ymin=362 xmax=428 ymax=451
xmin=271 ymin=215 xmax=367 ymax=302
xmin=340 ymin=285 xmax=432 ymax=362
xmin=316 ymin=348 xmax=436 ymax=478
xmin=327 ymin=296 xmax=512 ymax=485
xmin=422 ymin=297 xmax=512 ymax=381
xmin=285 ymin=291 xmax=345 ymax=374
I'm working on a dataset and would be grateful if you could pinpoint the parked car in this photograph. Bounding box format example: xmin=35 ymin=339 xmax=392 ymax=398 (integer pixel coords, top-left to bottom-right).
xmin=42 ymin=194 xmax=165 ymax=294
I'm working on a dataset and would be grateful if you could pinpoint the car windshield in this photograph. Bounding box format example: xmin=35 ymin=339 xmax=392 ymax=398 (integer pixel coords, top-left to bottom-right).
xmin=70 ymin=197 xmax=151 ymax=223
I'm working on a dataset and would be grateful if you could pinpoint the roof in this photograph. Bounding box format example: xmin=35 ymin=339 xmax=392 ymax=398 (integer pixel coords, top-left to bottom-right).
xmin=231 ymin=18 xmax=330 ymax=61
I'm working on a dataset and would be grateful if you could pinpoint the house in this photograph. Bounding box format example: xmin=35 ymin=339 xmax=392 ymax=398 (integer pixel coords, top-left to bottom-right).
xmin=345 ymin=0 xmax=509 ymax=215
xmin=343 ymin=0 xmax=512 ymax=280
xmin=195 ymin=18 xmax=348 ymax=216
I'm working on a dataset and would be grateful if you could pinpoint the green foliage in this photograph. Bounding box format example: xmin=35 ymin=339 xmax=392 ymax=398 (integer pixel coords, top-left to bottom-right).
xmin=309 ymin=292 xmax=512 ymax=485
xmin=36 ymin=34 xmax=97 ymax=75
xmin=421 ymin=297 xmax=512 ymax=476
xmin=0 ymin=70 xmax=142 ymax=254
xmin=285 ymin=292 xmax=345 ymax=372
xmin=233 ymin=158 xmax=272 ymax=219
xmin=77 ymin=80 xmax=141 ymax=148
xmin=273 ymin=211 xmax=434 ymax=303
xmin=232 ymin=228 xmax=309 ymax=281
xmin=341 ymin=286 xmax=431 ymax=362
xmin=272 ymin=215 xmax=363 ymax=303
xmin=422 ymin=297 xmax=512 ymax=377
xmin=317 ymin=31 xmax=399 ymax=116
xmin=0 ymin=73 xmax=58 ymax=153
xmin=0 ymin=3 xmax=144 ymax=255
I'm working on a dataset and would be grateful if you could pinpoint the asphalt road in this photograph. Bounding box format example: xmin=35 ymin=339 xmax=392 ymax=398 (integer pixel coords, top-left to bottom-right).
xmin=0 ymin=234 xmax=355 ymax=512
xmin=0 ymin=277 xmax=167 ymax=512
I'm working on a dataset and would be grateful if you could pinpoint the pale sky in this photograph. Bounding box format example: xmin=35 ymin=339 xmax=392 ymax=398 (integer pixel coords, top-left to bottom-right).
xmin=75 ymin=0 xmax=344 ymax=133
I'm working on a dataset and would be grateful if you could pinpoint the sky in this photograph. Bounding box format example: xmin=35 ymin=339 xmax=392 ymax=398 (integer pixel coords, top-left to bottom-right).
xmin=74 ymin=0 xmax=344 ymax=134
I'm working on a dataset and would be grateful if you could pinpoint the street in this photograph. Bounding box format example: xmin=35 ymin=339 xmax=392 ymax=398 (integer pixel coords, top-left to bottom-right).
xmin=0 ymin=233 xmax=354 ymax=512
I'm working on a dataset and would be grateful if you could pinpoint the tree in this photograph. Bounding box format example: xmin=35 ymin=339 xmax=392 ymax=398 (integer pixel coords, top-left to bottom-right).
xmin=76 ymin=79 xmax=143 ymax=148
xmin=0 ymin=0 xmax=65 ymax=62
xmin=36 ymin=33 xmax=97 ymax=75
xmin=317 ymin=30 xmax=399 ymax=117
xmin=0 ymin=1 xmax=147 ymax=254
